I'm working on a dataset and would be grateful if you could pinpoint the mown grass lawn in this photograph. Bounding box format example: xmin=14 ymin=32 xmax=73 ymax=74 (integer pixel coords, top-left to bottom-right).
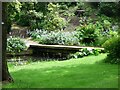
xmin=3 ymin=54 xmax=118 ymax=88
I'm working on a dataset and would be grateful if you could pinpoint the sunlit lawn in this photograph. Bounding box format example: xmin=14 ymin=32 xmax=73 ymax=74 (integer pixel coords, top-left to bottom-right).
xmin=3 ymin=54 xmax=118 ymax=88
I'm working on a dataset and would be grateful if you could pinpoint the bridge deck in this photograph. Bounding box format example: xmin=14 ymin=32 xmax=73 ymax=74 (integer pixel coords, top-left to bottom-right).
xmin=23 ymin=39 xmax=104 ymax=50
xmin=30 ymin=44 xmax=104 ymax=50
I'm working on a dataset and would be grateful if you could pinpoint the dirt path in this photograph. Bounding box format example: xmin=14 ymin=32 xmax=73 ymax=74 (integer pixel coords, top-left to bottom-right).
xmin=22 ymin=38 xmax=39 ymax=48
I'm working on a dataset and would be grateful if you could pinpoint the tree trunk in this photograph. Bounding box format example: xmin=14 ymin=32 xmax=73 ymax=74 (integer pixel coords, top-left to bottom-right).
xmin=2 ymin=2 xmax=13 ymax=83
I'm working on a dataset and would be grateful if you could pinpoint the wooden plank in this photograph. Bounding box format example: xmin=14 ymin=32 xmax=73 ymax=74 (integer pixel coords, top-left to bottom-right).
xmin=30 ymin=44 xmax=104 ymax=50
xmin=76 ymin=10 xmax=85 ymax=12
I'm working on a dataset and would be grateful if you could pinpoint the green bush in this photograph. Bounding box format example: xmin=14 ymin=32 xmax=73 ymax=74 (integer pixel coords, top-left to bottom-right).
xmin=47 ymin=31 xmax=79 ymax=45
xmin=41 ymin=3 xmax=68 ymax=31
xmin=16 ymin=10 xmax=44 ymax=29
xmin=95 ymin=36 xmax=109 ymax=47
xmin=76 ymin=15 xmax=118 ymax=47
xmin=69 ymin=48 xmax=102 ymax=59
xmin=76 ymin=23 xmax=98 ymax=45
xmin=102 ymin=36 xmax=120 ymax=64
xmin=29 ymin=30 xmax=80 ymax=45
xmin=7 ymin=37 xmax=27 ymax=54
xmin=27 ymin=10 xmax=44 ymax=30
xmin=47 ymin=31 xmax=80 ymax=45
xmin=16 ymin=12 xmax=30 ymax=26
xmin=98 ymin=2 xmax=120 ymax=17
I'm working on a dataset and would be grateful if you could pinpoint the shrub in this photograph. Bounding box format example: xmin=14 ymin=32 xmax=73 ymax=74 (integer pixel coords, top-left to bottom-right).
xmin=41 ymin=3 xmax=68 ymax=31
xmin=76 ymin=23 xmax=98 ymax=45
xmin=42 ymin=31 xmax=80 ymax=45
xmin=95 ymin=36 xmax=109 ymax=47
xmin=102 ymin=36 xmax=120 ymax=64
xmin=16 ymin=9 xmax=44 ymax=29
xmin=69 ymin=48 xmax=102 ymax=59
xmin=76 ymin=15 xmax=118 ymax=47
xmin=29 ymin=30 xmax=80 ymax=45
xmin=17 ymin=12 xmax=30 ymax=26
xmin=98 ymin=2 xmax=120 ymax=17
xmin=7 ymin=36 xmax=27 ymax=54
xmin=28 ymin=10 xmax=44 ymax=30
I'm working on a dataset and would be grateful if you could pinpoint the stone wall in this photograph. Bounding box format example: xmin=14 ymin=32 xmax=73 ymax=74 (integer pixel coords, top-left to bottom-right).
xmin=7 ymin=28 xmax=30 ymax=38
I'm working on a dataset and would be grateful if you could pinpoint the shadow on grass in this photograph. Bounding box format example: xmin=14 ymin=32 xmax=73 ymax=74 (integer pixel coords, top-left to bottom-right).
xmin=4 ymin=61 xmax=118 ymax=88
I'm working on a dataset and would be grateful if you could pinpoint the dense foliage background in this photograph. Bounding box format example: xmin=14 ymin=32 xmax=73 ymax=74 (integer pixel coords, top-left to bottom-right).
xmin=7 ymin=2 xmax=120 ymax=63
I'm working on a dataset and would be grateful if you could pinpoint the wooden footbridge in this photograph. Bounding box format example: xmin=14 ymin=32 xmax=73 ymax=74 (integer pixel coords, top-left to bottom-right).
xmin=26 ymin=39 xmax=104 ymax=59
xmin=30 ymin=44 xmax=104 ymax=51
xmin=8 ymin=39 xmax=104 ymax=59
xmin=23 ymin=38 xmax=104 ymax=50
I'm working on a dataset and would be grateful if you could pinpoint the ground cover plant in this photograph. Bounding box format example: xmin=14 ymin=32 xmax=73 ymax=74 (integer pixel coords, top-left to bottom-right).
xmin=69 ymin=48 xmax=102 ymax=59
xmin=29 ymin=29 xmax=80 ymax=45
xmin=4 ymin=54 xmax=118 ymax=88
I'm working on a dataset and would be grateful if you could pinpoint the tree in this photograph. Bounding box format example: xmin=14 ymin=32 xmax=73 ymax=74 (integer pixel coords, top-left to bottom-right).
xmin=2 ymin=2 xmax=13 ymax=83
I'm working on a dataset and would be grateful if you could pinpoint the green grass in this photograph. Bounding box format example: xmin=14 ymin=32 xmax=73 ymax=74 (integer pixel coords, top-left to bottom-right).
xmin=3 ymin=54 xmax=118 ymax=88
